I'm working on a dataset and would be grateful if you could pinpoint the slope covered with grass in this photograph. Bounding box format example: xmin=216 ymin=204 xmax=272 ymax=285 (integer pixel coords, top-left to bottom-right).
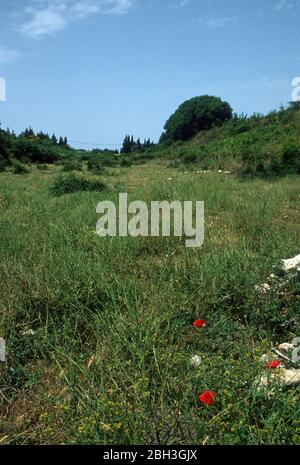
xmin=145 ymin=104 xmax=300 ymax=176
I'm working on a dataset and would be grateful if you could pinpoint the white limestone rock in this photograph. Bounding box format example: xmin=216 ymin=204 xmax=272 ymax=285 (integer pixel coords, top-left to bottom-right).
xmin=281 ymin=254 xmax=300 ymax=272
xmin=278 ymin=342 xmax=294 ymax=352
xmin=257 ymin=368 xmax=300 ymax=393
xmin=190 ymin=355 xmax=202 ymax=368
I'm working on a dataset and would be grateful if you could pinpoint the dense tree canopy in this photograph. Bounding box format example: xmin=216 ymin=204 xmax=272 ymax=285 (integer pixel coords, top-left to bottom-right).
xmin=160 ymin=95 xmax=233 ymax=142
xmin=121 ymin=135 xmax=154 ymax=154
xmin=0 ymin=125 xmax=70 ymax=170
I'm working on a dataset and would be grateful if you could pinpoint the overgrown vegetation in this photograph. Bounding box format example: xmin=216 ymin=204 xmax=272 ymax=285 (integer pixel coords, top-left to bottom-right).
xmin=0 ymin=98 xmax=299 ymax=445
xmin=0 ymin=163 xmax=299 ymax=445
xmin=61 ymin=159 xmax=82 ymax=172
xmin=154 ymin=102 xmax=300 ymax=177
xmin=50 ymin=173 xmax=108 ymax=196
xmin=0 ymin=126 xmax=70 ymax=170
xmin=12 ymin=161 xmax=30 ymax=175
xmin=1 ymin=101 xmax=300 ymax=179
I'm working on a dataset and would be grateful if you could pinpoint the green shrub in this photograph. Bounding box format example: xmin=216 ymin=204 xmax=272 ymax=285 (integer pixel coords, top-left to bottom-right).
xmin=0 ymin=158 xmax=8 ymax=172
xmin=281 ymin=142 xmax=300 ymax=174
xmin=87 ymin=155 xmax=106 ymax=173
xmin=182 ymin=151 xmax=198 ymax=164
xmin=61 ymin=160 xmax=82 ymax=172
xmin=15 ymin=138 xmax=59 ymax=164
xmin=88 ymin=163 xmax=107 ymax=175
xmin=50 ymin=173 xmax=108 ymax=196
xmin=101 ymin=156 xmax=117 ymax=167
xmin=13 ymin=162 xmax=30 ymax=174
xmin=37 ymin=164 xmax=49 ymax=171
xmin=120 ymin=158 xmax=132 ymax=167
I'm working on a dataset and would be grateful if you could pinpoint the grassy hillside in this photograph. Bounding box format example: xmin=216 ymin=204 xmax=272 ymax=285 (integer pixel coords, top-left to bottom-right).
xmin=139 ymin=103 xmax=300 ymax=176
xmin=0 ymin=163 xmax=299 ymax=445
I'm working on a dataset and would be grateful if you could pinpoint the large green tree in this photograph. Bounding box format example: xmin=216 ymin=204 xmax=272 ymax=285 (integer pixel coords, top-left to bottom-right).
xmin=160 ymin=95 xmax=233 ymax=142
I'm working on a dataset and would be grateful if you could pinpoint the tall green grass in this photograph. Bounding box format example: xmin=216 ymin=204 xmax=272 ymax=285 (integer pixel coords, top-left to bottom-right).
xmin=0 ymin=166 xmax=299 ymax=445
xmin=146 ymin=105 xmax=300 ymax=176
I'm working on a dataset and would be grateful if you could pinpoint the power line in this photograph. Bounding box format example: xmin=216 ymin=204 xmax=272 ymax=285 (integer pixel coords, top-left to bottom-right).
xmin=69 ymin=137 xmax=157 ymax=148
xmin=69 ymin=140 xmax=121 ymax=147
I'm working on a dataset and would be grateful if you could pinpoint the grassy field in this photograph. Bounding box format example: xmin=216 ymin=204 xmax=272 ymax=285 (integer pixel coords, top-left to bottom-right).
xmin=0 ymin=162 xmax=299 ymax=445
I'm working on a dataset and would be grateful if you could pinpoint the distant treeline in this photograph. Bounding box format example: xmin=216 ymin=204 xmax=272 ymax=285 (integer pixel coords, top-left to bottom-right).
xmin=0 ymin=125 xmax=71 ymax=170
xmin=21 ymin=127 xmax=69 ymax=147
xmin=1 ymin=98 xmax=300 ymax=177
xmin=120 ymin=135 xmax=155 ymax=154
xmin=0 ymin=123 xmax=156 ymax=171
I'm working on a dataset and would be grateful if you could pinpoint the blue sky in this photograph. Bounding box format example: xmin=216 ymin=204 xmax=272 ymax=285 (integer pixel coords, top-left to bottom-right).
xmin=0 ymin=0 xmax=299 ymax=149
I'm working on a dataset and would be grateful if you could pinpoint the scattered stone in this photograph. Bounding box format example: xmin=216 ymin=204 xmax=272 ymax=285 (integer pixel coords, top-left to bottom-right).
xmin=255 ymin=252 xmax=300 ymax=295
xmin=257 ymin=368 xmax=300 ymax=393
xmin=282 ymin=369 xmax=300 ymax=386
xmin=21 ymin=329 xmax=35 ymax=336
xmin=190 ymin=355 xmax=202 ymax=367
xmin=278 ymin=342 xmax=294 ymax=352
xmin=255 ymin=283 xmax=271 ymax=293
xmin=281 ymin=254 xmax=300 ymax=272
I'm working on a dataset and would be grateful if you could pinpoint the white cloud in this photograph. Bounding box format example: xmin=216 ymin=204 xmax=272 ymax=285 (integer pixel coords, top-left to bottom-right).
xmin=275 ymin=0 xmax=290 ymax=11
xmin=19 ymin=0 xmax=134 ymax=37
xmin=199 ymin=15 xmax=240 ymax=29
xmin=238 ymin=77 xmax=289 ymax=91
xmin=0 ymin=46 xmax=20 ymax=64
xmin=103 ymin=0 xmax=134 ymax=15
xmin=70 ymin=3 xmax=101 ymax=19
xmin=20 ymin=9 xmax=67 ymax=37
xmin=177 ymin=0 xmax=193 ymax=7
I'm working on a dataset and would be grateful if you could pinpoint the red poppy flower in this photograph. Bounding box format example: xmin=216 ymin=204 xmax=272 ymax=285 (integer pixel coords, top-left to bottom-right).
xmin=193 ymin=319 xmax=206 ymax=329
xmin=198 ymin=391 xmax=216 ymax=405
xmin=266 ymin=360 xmax=281 ymax=369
